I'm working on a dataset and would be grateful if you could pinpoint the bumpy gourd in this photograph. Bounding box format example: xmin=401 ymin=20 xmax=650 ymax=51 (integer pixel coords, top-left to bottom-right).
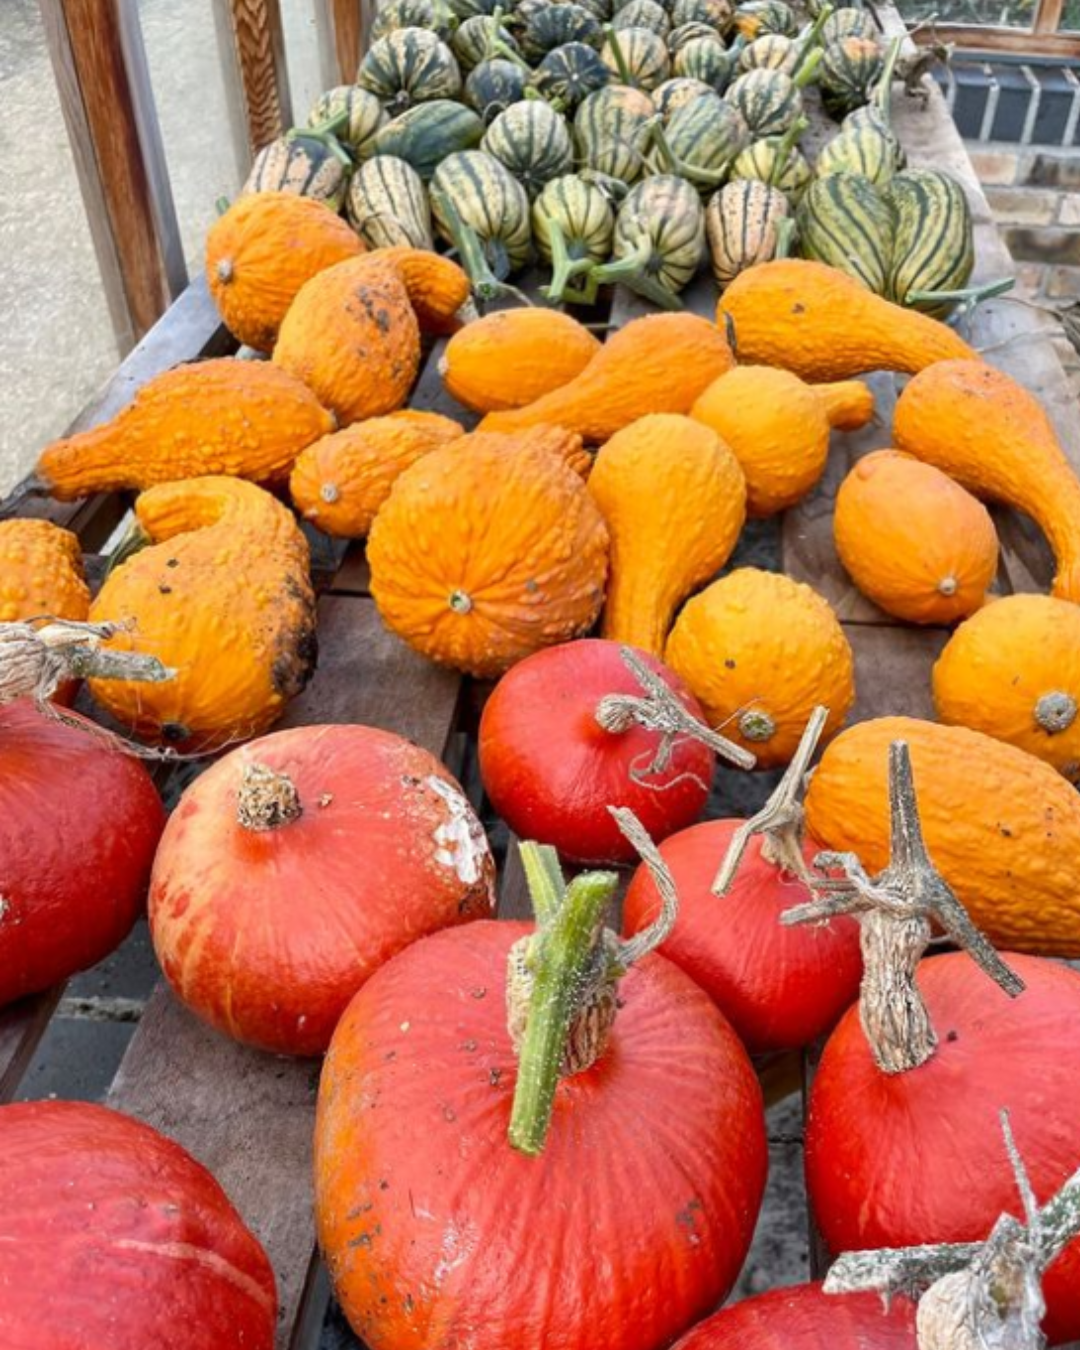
xmin=37 ymin=360 xmax=335 ymax=500
xmin=933 ymin=594 xmax=1080 ymax=781
xmin=834 ymin=450 xmax=998 ymax=624
xmin=368 ymin=439 xmax=609 ymax=677
xmin=804 ymin=715 xmax=1080 ymax=955
xmin=893 ymin=358 xmax=1080 ymax=603
xmin=290 ymin=411 xmax=464 ymax=537
xmin=718 ymin=258 xmax=975 ymax=380
xmin=587 ymin=414 xmax=746 ymax=654
xmin=690 ymin=365 xmax=874 ymax=515
xmin=376 ymin=245 xmax=472 ymax=334
xmin=0 ymin=520 xmax=90 ymax=626
xmin=480 ymin=312 xmax=735 ymax=442
xmin=453 ymin=425 xmax=593 ymax=478
xmin=89 ymin=477 xmax=316 ymax=751
xmin=666 ymin=567 xmax=855 ymax=767
xmin=205 ymin=192 xmax=364 ymax=351
xmin=439 ymin=309 xmax=601 ymax=411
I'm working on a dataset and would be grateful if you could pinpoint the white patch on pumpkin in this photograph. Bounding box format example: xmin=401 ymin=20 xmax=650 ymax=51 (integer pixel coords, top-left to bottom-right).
xmin=0 ymin=895 xmax=8 ymax=923
xmin=426 ymin=776 xmax=490 ymax=888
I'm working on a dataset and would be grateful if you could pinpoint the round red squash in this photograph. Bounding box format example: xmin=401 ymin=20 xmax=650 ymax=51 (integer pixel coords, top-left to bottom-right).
xmin=806 ymin=951 xmax=1080 ymax=1346
xmin=149 ymin=723 xmax=496 ymax=1055
xmin=479 ymin=639 xmax=716 ymax=864
xmin=314 ymin=920 xmax=768 ymax=1350
xmin=0 ymin=1099 xmax=276 ymax=1349
xmin=671 ymin=1282 xmax=917 ymax=1347
xmin=0 ymin=699 xmax=165 ymax=1006
xmin=623 ymin=819 xmax=862 ymax=1053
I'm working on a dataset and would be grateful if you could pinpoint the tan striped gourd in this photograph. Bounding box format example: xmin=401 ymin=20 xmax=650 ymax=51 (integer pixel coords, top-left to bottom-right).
xmin=306 ymin=87 xmax=387 ymax=157
xmin=243 ymin=132 xmax=351 ymax=211
xmin=590 ymin=175 xmax=705 ymax=304
xmin=706 ymin=178 xmax=790 ymax=287
xmin=346 ymin=157 xmax=434 ymax=250
xmin=574 ymin=84 xmax=656 ymax=183
xmin=601 ymin=26 xmax=671 ymax=90
xmin=739 ymin=33 xmax=798 ymax=72
xmin=729 ymin=134 xmax=811 ymax=198
xmin=725 ymin=68 xmax=802 ymax=136
xmin=821 ymin=7 xmax=877 ymax=41
xmin=358 ymin=28 xmax=463 ymax=112
xmin=430 ymin=150 xmax=532 ymax=295
xmin=612 ymin=0 xmax=672 ymax=34
xmin=452 ymin=14 xmax=521 ymax=69
xmin=734 ymin=0 xmax=798 ymax=36
xmin=667 ymin=19 xmax=720 ymax=52
xmin=674 ymin=36 xmax=738 ymax=90
xmin=371 ymin=0 xmax=456 ymax=40
xmin=533 ymin=175 xmax=615 ymax=300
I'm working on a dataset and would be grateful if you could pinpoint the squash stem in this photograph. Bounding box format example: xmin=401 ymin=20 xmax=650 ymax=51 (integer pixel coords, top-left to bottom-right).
xmin=305 ymin=108 xmax=351 ymax=141
xmin=589 ymin=240 xmax=684 ymax=311
xmin=792 ymin=45 xmax=823 ymax=89
xmin=517 ymin=842 xmax=566 ymax=924
xmin=0 ymin=619 xmax=174 ymax=708
xmin=907 ymin=276 xmax=1015 ymax=309
xmin=872 ymin=34 xmax=905 ymax=128
xmin=542 ymin=218 xmax=596 ymax=304
xmin=791 ymin=2 xmax=833 ymax=79
xmin=431 ymin=188 xmax=530 ymax=304
xmin=601 ymin=23 xmax=636 ymax=87
xmin=767 ymin=113 xmax=809 ymax=187
xmin=286 ymin=124 xmax=354 ymax=169
xmin=648 ymin=121 xmax=729 ymax=186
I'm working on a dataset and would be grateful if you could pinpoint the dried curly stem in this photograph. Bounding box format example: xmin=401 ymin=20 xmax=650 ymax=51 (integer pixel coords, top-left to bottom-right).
xmin=0 ymin=619 xmax=173 ymax=706
xmin=782 ymin=741 xmax=1024 ymax=1073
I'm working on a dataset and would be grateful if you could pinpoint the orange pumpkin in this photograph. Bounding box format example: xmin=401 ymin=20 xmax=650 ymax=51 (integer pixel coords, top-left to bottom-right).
xmin=454 ymin=424 xmax=593 ymax=478
xmin=439 ymin=309 xmax=602 ymax=412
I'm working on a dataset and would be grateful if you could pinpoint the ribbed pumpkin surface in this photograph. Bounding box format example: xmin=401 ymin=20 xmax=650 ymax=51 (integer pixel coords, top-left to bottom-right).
xmin=671 ymin=1282 xmax=917 ymax=1347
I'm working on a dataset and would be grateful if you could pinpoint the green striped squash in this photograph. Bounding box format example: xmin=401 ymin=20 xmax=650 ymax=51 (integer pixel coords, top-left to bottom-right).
xmin=657 ymin=92 xmax=750 ymax=188
xmin=604 ymin=174 xmax=706 ymax=297
xmin=447 ymin=0 xmax=502 ymax=17
xmin=431 ymin=149 xmax=533 ymax=279
xmin=243 ymin=132 xmax=351 ymax=210
xmin=734 ymin=0 xmax=798 ymax=37
xmin=728 ymin=133 xmax=810 ymax=197
xmin=815 ymin=122 xmax=899 ymax=184
xmin=307 ymin=87 xmax=387 ymax=157
xmin=822 ymin=7 xmax=877 ymax=42
xmin=520 ymin=3 xmax=603 ymax=59
xmin=818 ymin=36 xmax=884 ymax=117
xmin=574 ymin=84 xmax=655 ymax=183
xmin=667 ymin=20 xmax=723 ymax=51
xmin=673 ymin=36 xmax=737 ymax=90
xmin=884 ymin=168 xmax=974 ymax=314
xmin=796 ymin=172 xmax=892 ymax=292
xmin=481 ymin=100 xmax=574 ymax=197
xmin=654 ymin=75 xmax=715 ymax=117
xmin=612 ymin=0 xmax=672 ymax=35
xmin=738 ymin=33 xmax=798 ymax=72
xmin=346 ymin=155 xmax=434 ymax=248
xmin=725 ymin=68 xmax=801 ymax=136
xmin=465 ymin=58 xmax=528 ymax=121
xmin=601 ymin=27 xmax=671 ymax=90
xmin=371 ymin=0 xmax=457 ymax=41
xmin=357 ymin=28 xmax=462 ymax=113
xmin=706 ymin=178 xmax=790 ymax=285
xmin=573 ymin=0 xmax=616 ymax=22
xmin=370 ymin=100 xmax=484 ymax=179
xmin=452 ymin=14 xmax=520 ymax=70
xmin=844 ymin=102 xmax=905 ymax=156
xmin=534 ymin=174 xmax=614 ymax=261
xmin=531 ymin=42 xmax=611 ymax=109
xmin=671 ymin=0 xmax=734 ymax=27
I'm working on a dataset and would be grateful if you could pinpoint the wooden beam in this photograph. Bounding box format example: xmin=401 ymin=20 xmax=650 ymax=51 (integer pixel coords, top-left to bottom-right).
xmin=1034 ymin=0 xmax=1065 ymax=34
xmin=331 ymin=0 xmax=366 ymax=83
xmin=37 ymin=0 xmax=186 ymax=345
xmin=913 ymin=21 xmax=1080 ymax=55
xmin=228 ymin=0 xmax=293 ymax=155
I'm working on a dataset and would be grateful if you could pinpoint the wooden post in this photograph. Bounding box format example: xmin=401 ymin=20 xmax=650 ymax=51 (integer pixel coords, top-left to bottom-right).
xmin=330 ymin=0 xmax=367 ymax=83
xmin=227 ymin=0 xmax=293 ymax=156
xmin=37 ymin=0 xmax=187 ymax=349
xmin=1034 ymin=0 xmax=1064 ymax=32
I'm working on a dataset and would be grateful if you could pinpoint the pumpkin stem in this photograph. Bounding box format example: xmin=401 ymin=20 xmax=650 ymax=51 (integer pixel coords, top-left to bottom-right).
xmin=791 ymin=3 xmax=832 ymax=79
xmin=767 ymin=113 xmax=809 ymax=188
xmin=595 ymin=646 xmax=756 ymax=782
xmin=431 ymin=187 xmax=532 ymax=305
xmin=285 ymin=124 xmax=353 ymax=170
xmin=792 ymin=45 xmax=823 ymax=88
xmin=713 ymin=705 xmax=828 ymax=895
xmin=871 ymin=34 xmax=905 ymax=128
xmin=1035 ymin=691 xmax=1077 ymax=734
xmin=507 ymin=808 xmax=678 ymax=1156
xmin=0 ymin=619 xmax=174 ymax=707
xmin=907 ymin=276 xmax=1015 ymax=316
xmin=588 ymin=242 xmax=685 ymax=311
xmin=542 ymin=218 xmax=597 ymax=305
xmin=738 ymin=707 xmax=776 ymax=743
xmin=781 ymin=741 xmax=1024 ymax=1074
xmin=601 ymin=24 xmax=635 ymax=87
xmin=237 ymin=761 xmax=303 ymax=831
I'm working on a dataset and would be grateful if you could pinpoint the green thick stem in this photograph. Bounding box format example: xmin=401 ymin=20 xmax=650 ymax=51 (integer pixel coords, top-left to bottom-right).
xmin=542 ymin=218 xmax=596 ymax=303
xmin=517 ymin=843 xmax=566 ymax=925
xmin=791 ymin=3 xmax=833 ymax=78
xmin=768 ymin=113 xmax=809 ymax=187
xmin=907 ymin=276 xmax=1015 ymax=307
xmin=305 ymin=107 xmax=351 ymax=141
xmin=873 ymin=35 xmax=905 ymax=127
xmin=287 ymin=123 xmax=353 ymax=168
xmin=793 ymin=46 xmax=823 ymax=88
xmin=590 ymin=238 xmax=683 ymax=310
xmin=508 ymin=870 xmax=619 ymax=1156
xmin=602 ymin=23 xmax=635 ymax=87
xmin=432 ymin=188 xmax=531 ymax=304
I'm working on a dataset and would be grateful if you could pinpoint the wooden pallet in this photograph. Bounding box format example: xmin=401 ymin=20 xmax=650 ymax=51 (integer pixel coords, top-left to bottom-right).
xmin=3 ymin=9 xmax=1078 ymax=1344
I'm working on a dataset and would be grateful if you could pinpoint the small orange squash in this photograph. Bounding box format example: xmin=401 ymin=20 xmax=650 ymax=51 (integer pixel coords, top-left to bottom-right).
xmin=375 ymin=246 xmax=472 ymax=335
xmin=804 ymin=715 xmax=1080 ymax=955
xmin=439 ymin=310 xmax=602 ymax=413
xmin=290 ymin=410 xmax=464 ymax=537
xmin=893 ymin=358 xmax=1080 ymax=603
xmin=368 ymin=438 xmax=609 ymax=678
xmin=205 ymin=192 xmax=365 ymax=352
xmin=273 ymin=255 xmax=421 ymax=426
xmin=89 ymin=477 xmax=316 ymax=751
xmin=665 ymin=567 xmax=855 ymax=767
xmin=479 ymin=312 xmax=735 ymax=443
xmin=717 ymin=259 xmax=976 ymax=381
xmin=0 ymin=520 xmax=90 ymax=627
xmin=933 ymin=594 xmax=1080 ymax=781
xmin=454 ymin=424 xmax=593 ymax=478
xmin=586 ymin=414 xmax=747 ymax=655
xmin=690 ymin=365 xmax=874 ymax=516
xmin=833 ymin=450 xmax=999 ymax=624
xmin=37 ymin=360 xmax=336 ymax=501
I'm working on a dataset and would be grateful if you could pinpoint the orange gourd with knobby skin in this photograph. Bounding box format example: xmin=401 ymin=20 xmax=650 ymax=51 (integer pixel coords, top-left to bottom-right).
xmin=587 ymin=414 xmax=747 ymax=655
xmin=37 ymin=360 xmax=335 ymax=500
xmin=834 ymin=450 xmax=999 ymax=624
xmin=290 ymin=411 xmax=464 ymax=537
xmin=933 ymin=594 xmax=1080 ymax=781
xmin=454 ymin=425 xmax=593 ymax=478
xmin=368 ymin=439 xmax=608 ymax=678
xmin=894 ymin=358 xmax=1080 ymax=602
xmin=273 ymin=255 xmax=421 ymax=426
xmin=479 ymin=312 xmax=735 ymax=442
xmin=690 ymin=365 xmax=874 ymax=516
xmin=206 ymin=191 xmax=365 ymax=351
xmin=439 ymin=309 xmax=602 ymax=412
xmin=717 ymin=259 xmax=975 ymax=381
xmin=804 ymin=715 xmax=1080 ymax=955
xmin=665 ymin=567 xmax=855 ymax=768
xmin=376 ymin=246 xmax=472 ymax=335
xmin=89 ymin=477 xmax=316 ymax=752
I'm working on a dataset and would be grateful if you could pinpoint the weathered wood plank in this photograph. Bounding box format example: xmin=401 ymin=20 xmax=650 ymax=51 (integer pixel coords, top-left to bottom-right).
xmin=228 ymin=0 xmax=293 ymax=154
xmin=0 ymin=988 xmax=65 ymax=1105
xmin=845 ymin=621 xmax=946 ymax=724
xmin=330 ymin=0 xmax=367 ymax=82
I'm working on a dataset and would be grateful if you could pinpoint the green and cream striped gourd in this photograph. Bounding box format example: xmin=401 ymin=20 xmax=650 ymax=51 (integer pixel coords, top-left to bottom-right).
xmin=884 ymin=168 xmax=975 ymax=314
xmin=671 ymin=0 xmax=734 ymax=27
xmin=728 ymin=131 xmax=811 ymax=197
xmin=796 ymin=172 xmax=893 ymax=292
xmin=243 ymin=132 xmax=352 ymax=210
xmin=818 ymin=36 xmax=884 ymax=117
xmin=307 ymin=87 xmax=387 ymax=157
xmin=738 ymin=33 xmax=798 ymax=72
xmin=465 ymin=58 xmax=528 ymax=121
xmin=655 ymin=91 xmax=751 ymax=187
xmin=725 ymin=68 xmax=802 ymax=136
xmin=674 ymin=36 xmax=738 ymax=89
xmin=574 ymin=84 xmax=656 ymax=183
xmin=371 ymin=0 xmax=457 ymax=41
xmin=451 ymin=14 xmax=520 ymax=69
xmin=591 ymin=174 xmax=706 ymax=303
xmin=602 ymin=26 xmax=671 ymax=89
xmin=706 ymin=178 xmax=790 ymax=286
xmin=821 ymin=7 xmax=877 ymax=42
xmin=346 ymin=155 xmax=435 ymax=248
xmin=431 ymin=150 xmax=533 ymax=294
xmin=735 ymin=0 xmax=798 ymax=37
xmin=612 ymin=0 xmax=672 ymax=35
xmin=653 ymin=75 xmax=715 ymax=117
xmin=533 ymin=174 xmax=615 ymax=299
xmin=358 ymin=28 xmax=462 ymax=112
xmin=815 ymin=121 xmax=900 ymax=184
xmin=482 ymin=101 xmax=574 ymax=198
xmin=370 ymin=100 xmax=484 ymax=179
xmin=520 ymin=3 xmax=603 ymax=60
xmin=531 ymin=41 xmax=612 ymax=109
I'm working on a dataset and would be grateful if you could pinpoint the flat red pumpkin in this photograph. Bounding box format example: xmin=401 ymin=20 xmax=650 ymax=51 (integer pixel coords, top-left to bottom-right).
xmin=672 ymin=1281 xmax=917 ymax=1347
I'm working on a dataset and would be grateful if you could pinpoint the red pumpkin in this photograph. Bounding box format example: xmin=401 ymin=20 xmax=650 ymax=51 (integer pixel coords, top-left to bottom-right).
xmin=0 ymin=1099 xmax=276 ymax=1348
xmin=0 ymin=700 xmax=165 ymax=1006
xmin=672 ymin=1282 xmax=917 ymax=1347
xmin=314 ymin=921 xmax=768 ymax=1350
xmin=623 ymin=820 xmax=862 ymax=1053
xmin=478 ymin=639 xmax=715 ymax=864
xmin=149 ymin=723 xmax=496 ymax=1055
xmin=807 ymin=952 xmax=1080 ymax=1345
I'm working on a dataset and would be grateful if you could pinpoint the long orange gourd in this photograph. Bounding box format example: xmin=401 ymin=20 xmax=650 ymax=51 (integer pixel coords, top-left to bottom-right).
xmin=894 ymin=358 xmax=1080 ymax=602
xmin=717 ymin=259 xmax=975 ymax=381
xmin=479 ymin=313 xmax=735 ymax=443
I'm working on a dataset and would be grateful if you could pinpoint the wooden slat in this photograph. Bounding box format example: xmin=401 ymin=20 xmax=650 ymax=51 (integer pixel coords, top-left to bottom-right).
xmin=106 ymin=596 xmax=463 ymax=1349
xmin=1034 ymin=0 xmax=1065 ymax=34
xmin=0 ymin=988 xmax=65 ymax=1104
xmin=228 ymin=0 xmax=293 ymax=155
xmin=330 ymin=0 xmax=368 ymax=83
xmin=846 ymin=622 xmax=946 ymax=724
xmin=914 ymin=23 xmax=1080 ymax=55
